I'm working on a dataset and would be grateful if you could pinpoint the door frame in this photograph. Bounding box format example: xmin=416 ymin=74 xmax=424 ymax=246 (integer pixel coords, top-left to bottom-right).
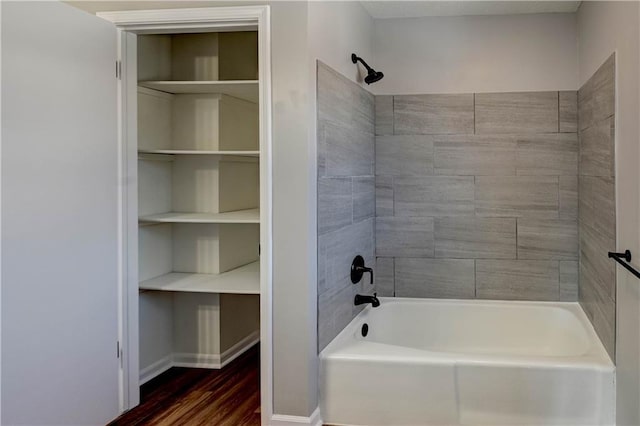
xmin=98 ymin=6 xmax=273 ymax=423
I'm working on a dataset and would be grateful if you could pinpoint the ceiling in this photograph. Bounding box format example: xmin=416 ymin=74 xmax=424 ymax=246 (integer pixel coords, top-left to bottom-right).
xmin=360 ymin=1 xmax=581 ymax=19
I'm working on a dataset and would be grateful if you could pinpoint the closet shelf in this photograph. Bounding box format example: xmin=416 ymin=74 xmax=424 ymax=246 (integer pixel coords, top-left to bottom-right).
xmin=138 ymin=149 xmax=259 ymax=157
xmin=139 ymin=261 xmax=260 ymax=294
xmin=139 ymin=208 xmax=260 ymax=224
xmin=138 ymin=80 xmax=259 ymax=102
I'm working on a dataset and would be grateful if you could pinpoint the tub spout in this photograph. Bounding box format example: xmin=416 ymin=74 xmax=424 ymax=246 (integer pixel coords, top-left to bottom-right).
xmin=354 ymin=293 xmax=380 ymax=308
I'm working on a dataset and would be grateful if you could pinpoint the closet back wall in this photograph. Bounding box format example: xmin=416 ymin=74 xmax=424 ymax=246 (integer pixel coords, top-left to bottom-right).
xmin=375 ymin=91 xmax=579 ymax=301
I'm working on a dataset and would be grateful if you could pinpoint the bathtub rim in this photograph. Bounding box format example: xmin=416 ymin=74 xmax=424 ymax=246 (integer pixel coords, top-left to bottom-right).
xmin=320 ymin=297 xmax=615 ymax=371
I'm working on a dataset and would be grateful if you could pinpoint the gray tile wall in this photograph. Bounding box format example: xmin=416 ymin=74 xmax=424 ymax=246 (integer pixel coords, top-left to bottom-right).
xmin=578 ymin=53 xmax=616 ymax=360
xmin=318 ymin=55 xmax=616 ymax=361
xmin=317 ymin=62 xmax=375 ymax=351
xmin=375 ymin=90 xmax=579 ymax=302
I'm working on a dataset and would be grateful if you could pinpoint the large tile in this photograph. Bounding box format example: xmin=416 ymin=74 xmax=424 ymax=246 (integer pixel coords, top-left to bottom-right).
xmin=579 ymin=266 xmax=615 ymax=359
xmin=579 ymin=175 xmax=615 ymax=242
xmin=352 ymin=82 xmax=375 ymax=136
xmin=318 ymin=218 xmax=375 ymax=297
xmin=475 ymin=176 xmax=559 ymax=218
xmin=323 ymin=121 xmax=374 ymax=177
xmin=591 ymin=305 xmax=615 ymax=360
xmin=375 ymin=176 xmax=394 ymax=217
xmin=517 ymin=219 xmax=578 ymax=260
xmin=353 ymin=177 xmax=375 ymax=222
xmin=318 ymin=283 xmax=356 ymax=351
xmin=376 ymin=217 xmax=434 ymax=257
xmin=376 ymin=257 xmax=395 ymax=297
xmin=559 ymin=176 xmax=578 ymax=219
xmin=560 ymin=261 xmax=578 ymax=301
xmin=580 ymin=222 xmax=616 ymax=301
xmin=590 ymin=175 xmax=616 ymax=241
xmin=579 ymin=116 xmax=615 ymax=177
xmin=395 ymin=176 xmax=475 ymax=217
xmin=318 ymin=177 xmax=352 ymax=235
xmin=434 ymin=135 xmax=516 ymax=176
xmin=559 ymin=91 xmax=578 ymax=133
xmin=375 ymin=95 xmax=393 ymax=135
xmin=317 ymin=62 xmax=352 ymax=129
xmin=317 ymin=62 xmax=375 ymax=179
xmin=317 ymin=61 xmax=374 ymax=135
xmin=395 ymin=258 xmax=475 ymax=298
xmin=516 ymin=133 xmax=578 ymax=176
xmin=434 ymin=217 xmax=516 ymax=259
xmin=580 ymin=259 xmax=615 ymax=354
xmin=394 ymin=94 xmax=474 ymax=135
xmin=580 ymin=260 xmax=616 ymax=323
xmin=375 ymin=135 xmax=433 ymax=176
xmin=476 ymin=260 xmax=560 ymax=301
xmin=317 ymin=122 xmax=327 ymax=177
xmin=475 ymin=92 xmax=558 ymax=134
xmin=318 ymin=227 xmax=327 ymax=291
xmin=579 ymin=53 xmax=615 ymax=131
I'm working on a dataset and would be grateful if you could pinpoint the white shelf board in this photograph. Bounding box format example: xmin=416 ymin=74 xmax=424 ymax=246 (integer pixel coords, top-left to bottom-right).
xmin=138 ymin=80 xmax=259 ymax=102
xmin=138 ymin=149 xmax=259 ymax=157
xmin=139 ymin=209 xmax=260 ymax=224
xmin=139 ymin=261 xmax=260 ymax=294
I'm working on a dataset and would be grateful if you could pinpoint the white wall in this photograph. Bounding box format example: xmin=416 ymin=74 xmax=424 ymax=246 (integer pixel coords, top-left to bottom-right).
xmin=577 ymin=2 xmax=640 ymax=425
xmin=309 ymin=1 xmax=374 ymax=88
xmin=269 ymin=1 xmax=317 ymax=417
xmin=372 ymin=13 xmax=578 ymax=94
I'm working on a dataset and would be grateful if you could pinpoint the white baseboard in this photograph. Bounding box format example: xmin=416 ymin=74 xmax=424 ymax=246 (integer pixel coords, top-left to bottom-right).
xmin=221 ymin=330 xmax=261 ymax=367
xmin=139 ymin=331 xmax=260 ymax=382
xmin=139 ymin=355 xmax=172 ymax=385
xmin=271 ymin=407 xmax=322 ymax=426
xmin=172 ymin=352 xmax=223 ymax=369
xmin=173 ymin=331 xmax=260 ymax=369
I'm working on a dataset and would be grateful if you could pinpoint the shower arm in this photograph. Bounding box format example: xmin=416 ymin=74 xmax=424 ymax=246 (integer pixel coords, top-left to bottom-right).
xmin=351 ymin=54 xmax=375 ymax=73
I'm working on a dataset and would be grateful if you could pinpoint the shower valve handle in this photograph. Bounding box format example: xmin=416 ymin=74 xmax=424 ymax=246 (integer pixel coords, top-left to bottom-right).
xmin=351 ymin=255 xmax=374 ymax=284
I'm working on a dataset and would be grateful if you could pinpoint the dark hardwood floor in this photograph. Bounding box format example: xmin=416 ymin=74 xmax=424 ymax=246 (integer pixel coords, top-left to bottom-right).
xmin=109 ymin=345 xmax=261 ymax=426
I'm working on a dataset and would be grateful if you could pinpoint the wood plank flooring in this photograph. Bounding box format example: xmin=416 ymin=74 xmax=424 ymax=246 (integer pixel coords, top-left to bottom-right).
xmin=109 ymin=345 xmax=261 ymax=426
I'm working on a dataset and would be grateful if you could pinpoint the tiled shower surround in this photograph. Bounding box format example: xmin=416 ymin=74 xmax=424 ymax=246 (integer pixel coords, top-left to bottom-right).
xmin=578 ymin=54 xmax=616 ymax=359
xmin=317 ymin=62 xmax=375 ymax=351
xmin=317 ymin=58 xmax=617 ymax=358
xmin=374 ymin=91 xmax=580 ymax=301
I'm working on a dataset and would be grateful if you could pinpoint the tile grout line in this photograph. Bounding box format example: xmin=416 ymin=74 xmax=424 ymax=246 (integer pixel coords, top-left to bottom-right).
xmin=558 ymin=91 xmax=560 ymax=133
xmin=557 ymin=259 xmax=562 ymax=301
xmin=392 ymin=257 xmax=396 ymax=297
xmin=474 ymin=259 xmax=477 ymax=298
xmin=515 ymin=217 xmax=518 ymax=260
xmin=473 ymin=93 xmax=476 ymax=135
xmin=391 ymin=175 xmax=395 ymax=217
xmin=392 ymin=95 xmax=395 ymax=135
xmin=350 ymin=177 xmax=354 ymax=226
xmin=557 ymin=176 xmax=561 ymax=221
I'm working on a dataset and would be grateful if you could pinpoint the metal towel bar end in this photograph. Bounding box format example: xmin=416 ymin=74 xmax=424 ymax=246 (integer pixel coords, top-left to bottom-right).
xmin=608 ymin=250 xmax=632 ymax=262
xmin=608 ymin=250 xmax=640 ymax=280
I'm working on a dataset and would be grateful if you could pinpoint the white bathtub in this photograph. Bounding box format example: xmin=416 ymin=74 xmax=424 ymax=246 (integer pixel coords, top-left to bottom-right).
xmin=320 ymin=298 xmax=615 ymax=426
